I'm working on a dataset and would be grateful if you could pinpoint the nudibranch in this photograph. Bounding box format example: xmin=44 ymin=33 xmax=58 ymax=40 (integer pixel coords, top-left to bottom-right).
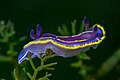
xmin=18 ymin=17 xmax=105 ymax=64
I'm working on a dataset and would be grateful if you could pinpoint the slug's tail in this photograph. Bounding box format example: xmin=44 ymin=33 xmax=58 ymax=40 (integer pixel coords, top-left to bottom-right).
xmin=18 ymin=48 xmax=41 ymax=64
xmin=18 ymin=48 xmax=29 ymax=64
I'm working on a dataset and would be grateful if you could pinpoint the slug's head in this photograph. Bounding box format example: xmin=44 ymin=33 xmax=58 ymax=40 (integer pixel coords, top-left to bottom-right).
xmin=92 ymin=24 xmax=105 ymax=39
xmin=84 ymin=17 xmax=105 ymax=39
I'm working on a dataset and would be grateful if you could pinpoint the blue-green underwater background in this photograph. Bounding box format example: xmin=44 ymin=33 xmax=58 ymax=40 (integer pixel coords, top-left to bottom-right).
xmin=0 ymin=0 xmax=120 ymax=80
